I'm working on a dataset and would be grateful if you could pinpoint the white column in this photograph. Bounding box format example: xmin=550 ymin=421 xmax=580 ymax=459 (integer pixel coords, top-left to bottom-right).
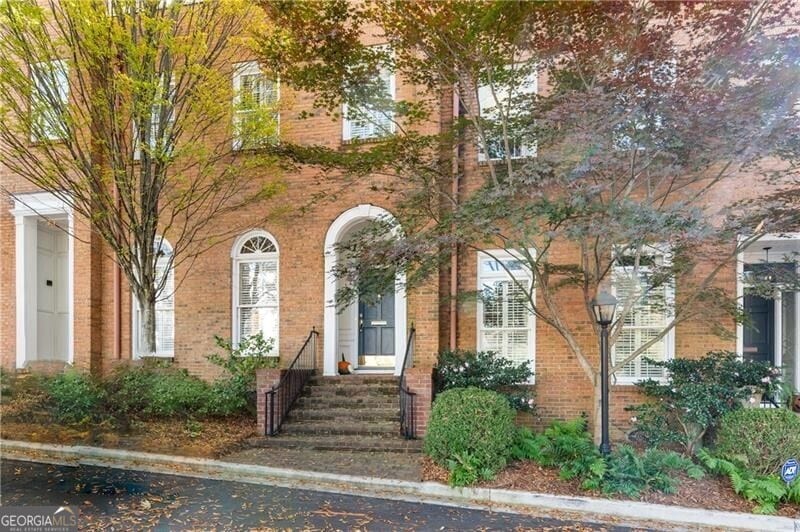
xmin=15 ymin=215 xmax=37 ymax=368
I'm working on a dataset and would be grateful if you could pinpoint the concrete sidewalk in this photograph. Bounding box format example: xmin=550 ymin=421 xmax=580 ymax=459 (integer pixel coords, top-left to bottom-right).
xmin=2 ymin=439 xmax=798 ymax=531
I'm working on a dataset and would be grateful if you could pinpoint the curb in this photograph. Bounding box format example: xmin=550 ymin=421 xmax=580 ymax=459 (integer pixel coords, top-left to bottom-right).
xmin=2 ymin=439 xmax=798 ymax=531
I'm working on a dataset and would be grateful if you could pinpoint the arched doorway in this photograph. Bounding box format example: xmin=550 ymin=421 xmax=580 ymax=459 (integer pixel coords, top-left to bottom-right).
xmin=323 ymin=204 xmax=407 ymax=376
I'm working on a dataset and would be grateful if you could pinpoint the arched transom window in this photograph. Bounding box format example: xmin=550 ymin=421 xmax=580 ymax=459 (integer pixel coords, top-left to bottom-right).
xmin=232 ymin=231 xmax=279 ymax=353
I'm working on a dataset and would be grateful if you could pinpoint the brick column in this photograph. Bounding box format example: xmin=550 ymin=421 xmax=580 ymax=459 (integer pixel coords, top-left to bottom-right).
xmin=256 ymin=368 xmax=284 ymax=436
xmin=404 ymin=367 xmax=434 ymax=438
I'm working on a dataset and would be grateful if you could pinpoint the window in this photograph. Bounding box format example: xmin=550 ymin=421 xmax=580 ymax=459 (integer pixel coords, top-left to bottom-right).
xmin=132 ymin=237 xmax=175 ymax=357
xmin=611 ymin=248 xmax=675 ymax=382
xmin=133 ymin=76 xmax=176 ymax=160
xmin=612 ymin=59 xmax=676 ymax=151
xmin=477 ymin=66 xmax=537 ymax=161
xmin=232 ymin=231 xmax=279 ymax=354
xmin=342 ymin=49 xmax=395 ymax=141
xmin=232 ymin=61 xmax=279 ymax=150
xmin=477 ymin=251 xmax=535 ymax=378
xmin=30 ymin=60 xmax=69 ymax=141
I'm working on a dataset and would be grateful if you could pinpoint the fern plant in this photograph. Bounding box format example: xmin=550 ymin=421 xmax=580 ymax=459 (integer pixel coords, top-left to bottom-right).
xmin=698 ymin=448 xmax=800 ymax=514
xmin=603 ymin=445 xmax=704 ymax=497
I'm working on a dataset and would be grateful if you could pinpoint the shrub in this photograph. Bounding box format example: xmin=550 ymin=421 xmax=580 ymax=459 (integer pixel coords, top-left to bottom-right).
xmin=46 ymin=370 xmax=105 ymax=424
xmin=143 ymin=368 xmax=214 ymax=418
xmin=206 ymin=333 xmax=278 ymax=416
xmin=435 ymin=350 xmax=534 ymax=411
xmin=714 ymin=408 xmax=800 ymax=476
xmin=602 ymin=446 xmax=704 ymax=497
xmin=627 ymin=351 xmax=781 ymax=455
xmin=512 ymin=418 xmax=606 ymax=490
xmin=104 ymin=365 xmax=158 ymax=425
xmin=424 ymin=387 xmax=516 ymax=486
xmin=699 ymin=449 xmax=800 ymax=514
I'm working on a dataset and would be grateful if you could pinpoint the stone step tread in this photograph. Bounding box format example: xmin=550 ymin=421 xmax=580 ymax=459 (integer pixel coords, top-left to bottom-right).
xmin=287 ymin=407 xmax=399 ymax=418
xmin=293 ymin=398 xmax=400 ymax=409
xmin=303 ymin=387 xmax=398 ymax=396
xmin=282 ymin=421 xmax=398 ymax=436
xmin=246 ymin=435 xmax=422 ymax=453
xmin=309 ymin=376 xmax=399 ymax=384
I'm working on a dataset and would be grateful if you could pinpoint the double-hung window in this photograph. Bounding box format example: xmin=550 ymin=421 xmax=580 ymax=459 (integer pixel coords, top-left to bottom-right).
xmin=30 ymin=60 xmax=69 ymax=142
xmin=612 ymin=59 xmax=676 ymax=151
xmin=133 ymin=75 xmax=176 ymax=160
xmin=611 ymin=247 xmax=675 ymax=382
xmin=232 ymin=61 xmax=279 ymax=150
xmin=477 ymin=66 xmax=537 ymax=161
xmin=232 ymin=231 xmax=279 ymax=354
xmin=342 ymin=48 xmax=395 ymax=141
xmin=477 ymin=250 xmax=535 ymax=378
xmin=132 ymin=236 xmax=175 ymax=357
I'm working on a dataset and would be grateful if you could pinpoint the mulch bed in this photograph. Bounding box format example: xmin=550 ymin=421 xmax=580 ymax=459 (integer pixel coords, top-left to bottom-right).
xmin=422 ymin=457 xmax=800 ymax=518
xmin=0 ymin=377 xmax=255 ymax=458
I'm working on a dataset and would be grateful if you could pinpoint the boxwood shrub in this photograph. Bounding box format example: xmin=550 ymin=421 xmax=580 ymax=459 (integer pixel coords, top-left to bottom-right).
xmin=424 ymin=387 xmax=516 ymax=486
xmin=714 ymin=408 xmax=800 ymax=476
xmin=46 ymin=370 xmax=105 ymax=424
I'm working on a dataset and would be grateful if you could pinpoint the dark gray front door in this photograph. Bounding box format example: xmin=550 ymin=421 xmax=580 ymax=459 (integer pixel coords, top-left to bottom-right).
xmin=358 ymin=290 xmax=395 ymax=368
xmin=743 ymin=294 xmax=775 ymax=364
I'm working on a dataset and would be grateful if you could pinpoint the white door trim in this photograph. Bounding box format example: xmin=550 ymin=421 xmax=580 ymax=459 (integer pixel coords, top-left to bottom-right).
xmin=10 ymin=192 xmax=74 ymax=368
xmin=737 ymin=233 xmax=800 ymax=393
xmin=323 ymin=204 xmax=407 ymax=376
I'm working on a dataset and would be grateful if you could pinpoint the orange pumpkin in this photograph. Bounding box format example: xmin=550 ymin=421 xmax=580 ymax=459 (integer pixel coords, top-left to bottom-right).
xmin=338 ymin=353 xmax=352 ymax=375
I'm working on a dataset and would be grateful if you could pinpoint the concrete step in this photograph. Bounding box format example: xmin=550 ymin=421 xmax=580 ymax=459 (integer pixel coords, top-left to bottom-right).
xmin=302 ymin=385 xmax=398 ymax=397
xmin=282 ymin=420 xmax=398 ymax=437
xmin=247 ymin=435 xmax=422 ymax=454
xmin=286 ymin=407 xmax=400 ymax=422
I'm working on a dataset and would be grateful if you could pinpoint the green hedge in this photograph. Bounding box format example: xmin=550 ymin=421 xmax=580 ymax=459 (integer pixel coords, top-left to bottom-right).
xmin=715 ymin=408 xmax=800 ymax=476
xmin=46 ymin=371 xmax=105 ymax=424
xmin=424 ymin=387 xmax=516 ymax=486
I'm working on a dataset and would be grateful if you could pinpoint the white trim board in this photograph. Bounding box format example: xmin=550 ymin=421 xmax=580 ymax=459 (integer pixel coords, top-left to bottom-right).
xmin=322 ymin=204 xmax=407 ymax=376
xmin=10 ymin=192 xmax=74 ymax=368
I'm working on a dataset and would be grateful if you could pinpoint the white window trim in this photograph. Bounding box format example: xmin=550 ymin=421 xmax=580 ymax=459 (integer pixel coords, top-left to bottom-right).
xmin=232 ymin=61 xmax=280 ymax=151
xmin=736 ymin=233 xmax=800 ymax=393
xmin=477 ymin=66 xmax=538 ymax=162
xmin=29 ymin=59 xmax=69 ymax=142
xmin=476 ymin=248 xmax=536 ymax=383
xmin=131 ymin=236 xmax=175 ymax=358
xmin=342 ymin=48 xmax=396 ymax=142
xmin=610 ymin=245 xmax=675 ymax=385
xmin=231 ymin=229 xmax=280 ymax=356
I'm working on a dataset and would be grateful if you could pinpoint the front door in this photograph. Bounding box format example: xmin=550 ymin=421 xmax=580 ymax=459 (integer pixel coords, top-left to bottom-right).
xmin=743 ymin=294 xmax=775 ymax=364
xmin=358 ymin=290 xmax=395 ymax=368
xmin=36 ymin=223 xmax=69 ymax=361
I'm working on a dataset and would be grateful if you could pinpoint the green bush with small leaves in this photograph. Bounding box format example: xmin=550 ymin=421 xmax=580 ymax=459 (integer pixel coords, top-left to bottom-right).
xmin=714 ymin=408 xmax=800 ymax=476
xmin=698 ymin=449 xmax=800 ymax=514
xmin=46 ymin=370 xmax=105 ymax=425
xmin=435 ymin=350 xmax=534 ymax=411
xmin=424 ymin=387 xmax=516 ymax=486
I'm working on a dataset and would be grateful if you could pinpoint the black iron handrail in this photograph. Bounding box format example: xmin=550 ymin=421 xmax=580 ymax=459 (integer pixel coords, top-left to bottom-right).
xmin=265 ymin=328 xmax=318 ymax=436
xmin=399 ymin=326 xmax=417 ymax=439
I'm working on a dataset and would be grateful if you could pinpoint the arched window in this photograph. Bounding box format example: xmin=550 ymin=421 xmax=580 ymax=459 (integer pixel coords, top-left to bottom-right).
xmin=232 ymin=230 xmax=279 ymax=353
xmin=133 ymin=236 xmax=175 ymax=357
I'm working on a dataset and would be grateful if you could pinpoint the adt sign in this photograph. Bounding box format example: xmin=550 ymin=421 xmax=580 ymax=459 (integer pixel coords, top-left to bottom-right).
xmin=781 ymin=458 xmax=798 ymax=484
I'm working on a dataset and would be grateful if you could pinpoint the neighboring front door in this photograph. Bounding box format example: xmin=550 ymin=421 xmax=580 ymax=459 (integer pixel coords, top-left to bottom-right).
xmin=36 ymin=223 xmax=69 ymax=361
xmin=743 ymin=294 xmax=775 ymax=364
xmin=358 ymin=290 xmax=395 ymax=368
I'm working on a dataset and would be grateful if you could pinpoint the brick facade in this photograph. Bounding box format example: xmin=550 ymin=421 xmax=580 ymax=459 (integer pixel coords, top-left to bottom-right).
xmin=0 ymin=15 xmax=788 ymax=438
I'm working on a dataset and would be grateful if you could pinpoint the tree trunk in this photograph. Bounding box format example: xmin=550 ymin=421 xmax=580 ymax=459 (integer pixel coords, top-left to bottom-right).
xmin=139 ymin=298 xmax=157 ymax=356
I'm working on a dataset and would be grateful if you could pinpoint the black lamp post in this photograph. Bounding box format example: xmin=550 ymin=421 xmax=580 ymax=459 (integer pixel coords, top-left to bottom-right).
xmin=591 ymin=290 xmax=618 ymax=456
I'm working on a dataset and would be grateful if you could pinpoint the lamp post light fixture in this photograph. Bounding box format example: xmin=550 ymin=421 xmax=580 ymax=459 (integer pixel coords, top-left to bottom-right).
xmin=591 ymin=290 xmax=618 ymax=456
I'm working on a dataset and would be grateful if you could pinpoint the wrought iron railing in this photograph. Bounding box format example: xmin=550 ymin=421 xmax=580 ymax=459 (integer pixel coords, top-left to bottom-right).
xmin=399 ymin=326 xmax=417 ymax=439
xmin=265 ymin=328 xmax=318 ymax=436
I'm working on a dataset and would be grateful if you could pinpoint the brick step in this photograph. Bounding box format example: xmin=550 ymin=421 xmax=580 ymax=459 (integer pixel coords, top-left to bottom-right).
xmin=308 ymin=376 xmax=399 ymax=386
xmin=293 ymin=396 xmax=400 ymax=409
xmin=281 ymin=420 xmax=398 ymax=436
xmin=286 ymin=407 xmax=400 ymax=422
xmin=303 ymin=385 xmax=398 ymax=397
xmin=246 ymin=435 xmax=422 ymax=454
